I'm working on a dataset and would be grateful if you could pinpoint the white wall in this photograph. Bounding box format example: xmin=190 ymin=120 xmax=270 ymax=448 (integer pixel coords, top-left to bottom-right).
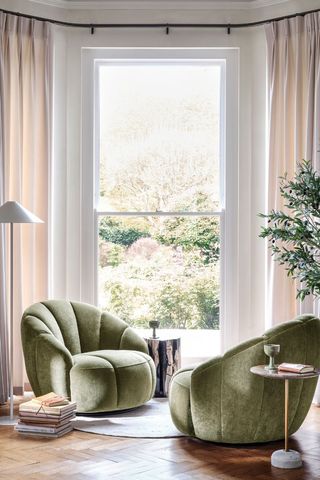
xmin=2 ymin=0 xmax=319 ymax=349
xmin=51 ymin=20 xmax=267 ymax=349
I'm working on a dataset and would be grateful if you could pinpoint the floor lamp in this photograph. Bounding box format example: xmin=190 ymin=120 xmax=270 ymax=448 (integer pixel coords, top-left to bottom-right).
xmin=0 ymin=201 xmax=43 ymax=419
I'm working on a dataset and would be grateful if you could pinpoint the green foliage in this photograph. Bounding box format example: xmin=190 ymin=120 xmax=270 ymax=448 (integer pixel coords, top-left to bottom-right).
xmin=102 ymin=264 xmax=219 ymax=330
xmin=106 ymin=283 xmax=133 ymax=321
xmin=150 ymin=282 xmax=193 ymax=329
xmin=99 ymin=193 xmax=220 ymax=329
xmin=259 ymin=160 xmax=320 ymax=300
xmin=99 ymin=242 xmax=125 ymax=268
xmin=155 ymin=193 xmax=220 ymax=264
xmin=98 ymin=73 xmax=221 ymax=328
xmin=192 ymin=277 xmax=220 ymax=329
xmin=99 ymin=217 xmax=149 ymax=247
xmin=99 ymin=234 xmax=220 ymax=329
xmin=150 ymin=275 xmax=219 ymax=329
xmin=156 ymin=216 xmax=220 ymax=264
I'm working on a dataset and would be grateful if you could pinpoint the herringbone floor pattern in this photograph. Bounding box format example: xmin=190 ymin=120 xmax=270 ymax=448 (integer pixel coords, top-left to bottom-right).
xmin=1 ymin=402 xmax=320 ymax=479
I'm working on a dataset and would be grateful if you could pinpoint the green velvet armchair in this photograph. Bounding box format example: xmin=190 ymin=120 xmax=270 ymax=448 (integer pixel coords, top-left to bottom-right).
xmin=21 ymin=300 xmax=156 ymax=413
xmin=169 ymin=315 xmax=320 ymax=443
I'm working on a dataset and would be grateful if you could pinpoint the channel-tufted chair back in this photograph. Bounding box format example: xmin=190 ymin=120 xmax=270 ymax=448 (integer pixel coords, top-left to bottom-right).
xmin=169 ymin=315 xmax=320 ymax=443
xmin=21 ymin=300 xmax=148 ymax=397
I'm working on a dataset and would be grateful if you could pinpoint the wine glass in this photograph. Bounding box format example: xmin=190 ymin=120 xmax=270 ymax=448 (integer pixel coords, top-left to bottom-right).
xmin=264 ymin=344 xmax=280 ymax=371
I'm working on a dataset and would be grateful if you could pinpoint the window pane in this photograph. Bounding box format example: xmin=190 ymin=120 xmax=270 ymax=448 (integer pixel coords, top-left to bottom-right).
xmin=99 ymin=64 xmax=221 ymax=212
xmin=98 ymin=215 xmax=220 ymax=329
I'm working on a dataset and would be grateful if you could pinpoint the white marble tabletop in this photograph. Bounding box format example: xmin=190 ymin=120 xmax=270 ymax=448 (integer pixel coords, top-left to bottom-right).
xmin=250 ymin=365 xmax=320 ymax=380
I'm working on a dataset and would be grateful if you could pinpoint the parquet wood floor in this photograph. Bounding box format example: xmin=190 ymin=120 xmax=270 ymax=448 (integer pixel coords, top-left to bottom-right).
xmin=1 ymin=400 xmax=320 ymax=480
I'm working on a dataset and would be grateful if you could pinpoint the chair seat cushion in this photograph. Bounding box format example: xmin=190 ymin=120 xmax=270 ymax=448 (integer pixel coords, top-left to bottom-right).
xmin=70 ymin=350 xmax=155 ymax=413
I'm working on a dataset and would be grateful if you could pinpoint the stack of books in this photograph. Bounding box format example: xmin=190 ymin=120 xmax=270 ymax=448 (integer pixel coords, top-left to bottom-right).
xmin=278 ymin=363 xmax=316 ymax=374
xmin=15 ymin=392 xmax=76 ymax=438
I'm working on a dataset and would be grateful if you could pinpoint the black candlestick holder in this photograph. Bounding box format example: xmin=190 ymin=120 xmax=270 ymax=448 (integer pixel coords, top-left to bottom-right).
xmin=149 ymin=320 xmax=160 ymax=339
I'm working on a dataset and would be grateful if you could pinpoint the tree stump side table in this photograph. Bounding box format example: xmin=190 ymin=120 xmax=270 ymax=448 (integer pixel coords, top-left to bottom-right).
xmin=145 ymin=336 xmax=181 ymax=397
xmin=250 ymin=365 xmax=320 ymax=469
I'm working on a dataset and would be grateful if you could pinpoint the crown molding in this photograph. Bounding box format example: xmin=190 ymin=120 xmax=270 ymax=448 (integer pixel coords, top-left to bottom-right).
xmin=26 ymin=0 xmax=292 ymax=11
xmin=251 ymin=0 xmax=291 ymax=8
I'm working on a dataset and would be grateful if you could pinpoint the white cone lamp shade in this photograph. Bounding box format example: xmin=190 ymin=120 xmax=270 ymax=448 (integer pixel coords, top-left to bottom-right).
xmin=0 ymin=201 xmax=43 ymax=224
xmin=0 ymin=201 xmax=43 ymax=420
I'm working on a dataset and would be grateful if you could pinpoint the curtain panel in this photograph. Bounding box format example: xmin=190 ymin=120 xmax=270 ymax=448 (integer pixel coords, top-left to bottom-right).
xmin=265 ymin=13 xmax=320 ymax=401
xmin=265 ymin=13 xmax=320 ymax=325
xmin=0 ymin=42 xmax=7 ymax=403
xmin=0 ymin=13 xmax=51 ymax=400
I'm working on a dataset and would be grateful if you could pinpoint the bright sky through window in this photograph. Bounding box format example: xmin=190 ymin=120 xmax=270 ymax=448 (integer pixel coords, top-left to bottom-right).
xmin=98 ymin=64 xmax=221 ymax=212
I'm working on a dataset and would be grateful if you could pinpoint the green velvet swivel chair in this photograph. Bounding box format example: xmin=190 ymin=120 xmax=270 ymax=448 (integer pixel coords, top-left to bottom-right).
xmin=169 ymin=315 xmax=320 ymax=443
xmin=21 ymin=300 xmax=156 ymax=413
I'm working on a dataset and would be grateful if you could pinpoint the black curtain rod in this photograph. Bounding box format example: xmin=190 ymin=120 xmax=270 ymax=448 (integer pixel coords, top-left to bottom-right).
xmin=0 ymin=6 xmax=320 ymax=33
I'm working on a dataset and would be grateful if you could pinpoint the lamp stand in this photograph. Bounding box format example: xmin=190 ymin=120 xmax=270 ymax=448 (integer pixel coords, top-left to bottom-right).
xmin=0 ymin=201 xmax=44 ymax=421
xmin=9 ymin=222 xmax=14 ymax=419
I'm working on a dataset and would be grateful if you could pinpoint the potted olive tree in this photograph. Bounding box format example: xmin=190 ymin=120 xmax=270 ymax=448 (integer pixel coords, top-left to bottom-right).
xmin=260 ymin=160 xmax=320 ymax=403
xmin=260 ymin=160 xmax=320 ymax=300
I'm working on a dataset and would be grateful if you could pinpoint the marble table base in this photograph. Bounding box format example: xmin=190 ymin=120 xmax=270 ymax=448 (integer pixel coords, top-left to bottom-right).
xmin=271 ymin=449 xmax=302 ymax=469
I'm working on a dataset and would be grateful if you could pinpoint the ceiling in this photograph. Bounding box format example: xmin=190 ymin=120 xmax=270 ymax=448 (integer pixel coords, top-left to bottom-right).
xmin=37 ymin=0 xmax=281 ymax=4
xmin=59 ymin=0 xmax=260 ymax=2
xmin=23 ymin=0 xmax=298 ymax=12
xmin=61 ymin=0 xmax=257 ymax=2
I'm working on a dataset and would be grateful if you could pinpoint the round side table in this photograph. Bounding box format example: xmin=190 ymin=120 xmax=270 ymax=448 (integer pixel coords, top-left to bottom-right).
xmin=144 ymin=336 xmax=181 ymax=397
xmin=250 ymin=365 xmax=319 ymax=469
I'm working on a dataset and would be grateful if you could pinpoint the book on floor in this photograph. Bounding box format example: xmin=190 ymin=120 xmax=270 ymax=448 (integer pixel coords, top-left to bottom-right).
xmin=16 ymin=392 xmax=76 ymax=438
xmin=15 ymin=421 xmax=73 ymax=434
xmin=18 ymin=413 xmax=76 ymax=424
xmin=17 ymin=415 xmax=74 ymax=429
xmin=15 ymin=424 xmax=73 ymax=438
xmin=31 ymin=392 xmax=70 ymax=407
xmin=278 ymin=363 xmax=316 ymax=374
xmin=19 ymin=398 xmax=76 ymax=416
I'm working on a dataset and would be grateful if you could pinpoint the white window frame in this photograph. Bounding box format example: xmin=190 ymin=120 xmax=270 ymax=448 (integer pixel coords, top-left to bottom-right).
xmin=81 ymin=48 xmax=239 ymax=353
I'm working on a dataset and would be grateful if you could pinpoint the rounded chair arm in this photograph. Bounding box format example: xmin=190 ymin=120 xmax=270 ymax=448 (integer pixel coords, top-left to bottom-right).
xmin=32 ymin=333 xmax=73 ymax=398
xmin=190 ymin=356 xmax=223 ymax=441
xmin=119 ymin=327 xmax=148 ymax=354
xmin=99 ymin=311 xmax=148 ymax=354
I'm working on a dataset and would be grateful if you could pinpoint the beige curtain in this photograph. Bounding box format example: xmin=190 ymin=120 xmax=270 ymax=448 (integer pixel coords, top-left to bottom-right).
xmin=0 ymin=13 xmax=51 ymax=397
xmin=0 ymin=52 xmax=8 ymax=403
xmin=265 ymin=13 xmax=320 ymax=327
